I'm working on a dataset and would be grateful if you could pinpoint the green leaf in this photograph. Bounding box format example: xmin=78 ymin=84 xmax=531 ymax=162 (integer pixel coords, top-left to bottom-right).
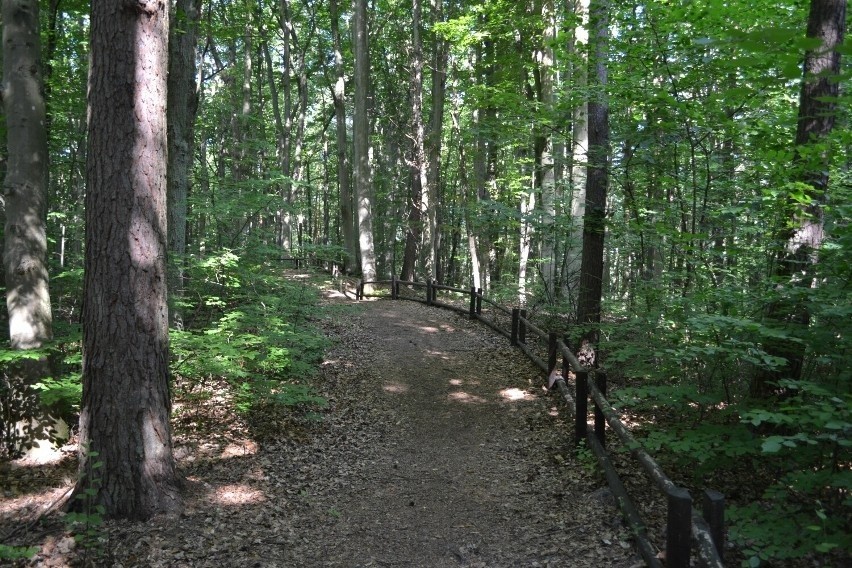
xmin=761 ymin=437 xmax=784 ymax=453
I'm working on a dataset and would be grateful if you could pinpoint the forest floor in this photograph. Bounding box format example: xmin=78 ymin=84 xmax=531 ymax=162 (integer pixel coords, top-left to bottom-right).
xmin=1 ymin=273 xmax=648 ymax=567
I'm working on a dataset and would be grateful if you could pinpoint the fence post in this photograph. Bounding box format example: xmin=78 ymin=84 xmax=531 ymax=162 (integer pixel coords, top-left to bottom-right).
xmin=357 ymin=280 xmax=363 ymax=300
xmin=548 ymin=332 xmax=558 ymax=372
xmin=519 ymin=309 xmax=527 ymax=345
xmin=395 ymin=278 xmax=400 ymax=299
xmin=594 ymin=371 xmax=607 ymax=449
xmin=432 ymin=281 xmax=438 ymax=303
xmin=469 ymin=287 xmax=477 ymax=319
xmin=703 ymin=489 xmax=725 ymax=561
xmin=575 ymin=370 xmax=588 ymax=447
xmin=391 ymin=276 xmax=398 ymax=300
xmin=511 ymin=308 xmax=520 ymax=346
xmin=476 ymin=288 xmax=482 ymax=314
xmin=666 ymin=487 xmax=693 ymax=568
xmin=426 ymin=279 xmax=433 ymax=306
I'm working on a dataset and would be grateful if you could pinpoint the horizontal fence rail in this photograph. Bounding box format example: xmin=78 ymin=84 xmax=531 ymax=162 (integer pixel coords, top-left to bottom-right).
xmin=356 ymin=277 xmax=725 ymax=568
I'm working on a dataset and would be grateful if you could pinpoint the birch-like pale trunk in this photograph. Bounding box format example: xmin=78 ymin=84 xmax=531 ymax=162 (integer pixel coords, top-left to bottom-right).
xmin=566 ymin=0 xmax=590 ymax=299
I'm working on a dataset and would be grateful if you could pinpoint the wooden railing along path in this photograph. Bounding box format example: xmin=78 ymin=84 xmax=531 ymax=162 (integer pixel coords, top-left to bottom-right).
xmin=357 ymin=277 xmax=725 ymax=568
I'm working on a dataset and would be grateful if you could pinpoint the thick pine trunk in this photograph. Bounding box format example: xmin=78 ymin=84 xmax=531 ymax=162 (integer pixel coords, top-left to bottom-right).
xmin=75 ymin=0 xmax=181 ymax=520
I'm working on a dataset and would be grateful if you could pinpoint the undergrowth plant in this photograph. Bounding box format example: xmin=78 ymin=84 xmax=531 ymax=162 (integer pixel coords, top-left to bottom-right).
xmin=170 ymin=250 xmax=330 ymax=421
xmin=0 ymin=544 xmax=39 ymax=562
xmin=604 ymin=266 xmax=851 ymax=566
xmin=64 ymin=444 xmax=106 ymax=560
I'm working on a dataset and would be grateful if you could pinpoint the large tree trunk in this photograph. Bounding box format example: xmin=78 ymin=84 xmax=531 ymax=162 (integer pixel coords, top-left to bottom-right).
xmin=576 ymin=0 xmax=609 ymax=345
xmin=74 ymin=0 xmax=181 ymax=520
xmin=2 ymin=0 xmax=52 ymax=351
xmin=1 ymin=0 xmax=57 ymax=458
xmin=167 ymin=0 xmax=202 ymax=329
xmin=353 ymin=0 xmax=377 ymax=287
xmin=751 ymin=0 xmax=846 ymax=397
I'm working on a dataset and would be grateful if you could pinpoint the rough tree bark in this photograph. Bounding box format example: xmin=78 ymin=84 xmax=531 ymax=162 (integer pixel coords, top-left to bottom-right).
xmin=2 ymin=0 xmax=52 ymax=351
xmin=401 ymin=0 xmax=428 ymax=282
xmin=74 ymin=0 xmax=181 ymax=520
xmin=353 ymin=0 xmax=377 ymax=288
xmin=329 ymin=0 xmax=357 ymax=272
xmin=427 ymin=0 xmax=447 ymax=282
xmin=576 ymin=0 xmax=609 ymax=345
xmin=1 ymin=0 xmax=55 ymax=457
xmin=566 ymin=0 xmax=590 ymax=300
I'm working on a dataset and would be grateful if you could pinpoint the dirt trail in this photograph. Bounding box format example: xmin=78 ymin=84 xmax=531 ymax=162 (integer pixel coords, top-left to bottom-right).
xmin=298 ymin=296 xmax=642 ymax=567
xmin=4 ymin=289 xmax=643 ymax=568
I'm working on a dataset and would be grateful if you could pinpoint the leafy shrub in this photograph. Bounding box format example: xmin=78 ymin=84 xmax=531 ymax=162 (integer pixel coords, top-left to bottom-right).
xmin=171 ymin=252 xmax=329 ymax=417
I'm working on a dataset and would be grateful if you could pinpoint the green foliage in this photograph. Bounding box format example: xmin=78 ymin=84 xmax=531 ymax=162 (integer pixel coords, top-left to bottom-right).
xmin=0 ymin=544 xmax=39 ymax=560
xmin=734 ymin=380 xmax=851 ymax=564
xmin=65 ymin=446 xmax=106 ymax=556
xmin=0 ymin=325 xmax=82 ymax=458
xmin=729 ymin=498 xmax=851 ymax=567
xmin=172 ymin=252 xmax=329 ymax=418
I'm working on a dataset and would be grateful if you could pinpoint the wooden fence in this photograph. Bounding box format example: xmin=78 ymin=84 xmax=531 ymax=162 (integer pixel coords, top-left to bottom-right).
xmin=358 ymin=277 xmax=725 ymax=568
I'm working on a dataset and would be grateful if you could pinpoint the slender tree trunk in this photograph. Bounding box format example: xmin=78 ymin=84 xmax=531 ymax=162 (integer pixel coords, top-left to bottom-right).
xmin=410 ymin=0 xmax=431 ymax=278
xmin=566 ymin=0 xmax=590 ymax=300
xmin=576 ymin=0 xmax=609 ymax=345
xmin=279 ymin=1 xmax=295 ymax=249
xmin=539 ymin=0 xmax=558 ymax=302
xmin=353 ymin=0 xmax=377 ymax=287
xmin=330 ymin=0 xmax=357 ymax=272
xmin=751 ymin=0 xmax=846 ymax=397
xmin=74 ymin=0 xmax=181 ymax=520
xmin=167 ymin=0 xmax=201 ymax=330
xmin=426 ymin=0 xmax=447 ymax=280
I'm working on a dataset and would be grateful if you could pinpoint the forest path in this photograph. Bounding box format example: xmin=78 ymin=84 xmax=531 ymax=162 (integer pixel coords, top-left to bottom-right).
xmin=287 ymin=292 xmax=642 ymax=567
xmin=6 ymin=277 xmax=642 ymax=567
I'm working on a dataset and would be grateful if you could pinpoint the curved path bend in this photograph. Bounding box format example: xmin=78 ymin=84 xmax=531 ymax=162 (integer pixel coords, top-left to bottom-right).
xmin=93 ymin=291 xmax=643 ymax=568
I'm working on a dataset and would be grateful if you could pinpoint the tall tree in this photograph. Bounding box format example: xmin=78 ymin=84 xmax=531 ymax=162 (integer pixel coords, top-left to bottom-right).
xmin=752 ymin=0 xmax=846 ymax=397
xmin=427 ymin=0 xmax=447 ymax=282
xmin=353 ymin=0 xmax=377 ymax=286
xmin=74 ymin=0 xmax=181 ymax=520
xmin=566 ymin=0 xmax=590 ymax=300
xmin=401 ymin=0 xmax=427 ymax=281
xmin=575 ymin=0 xmax=609 ymax=344
xmin=1 ymin=0 xmax=54 ymax=457
xmin=168 ymin=0 xmax=203 ymax=328
xmin=329 ymin=0 xmax=357 ymax=271
xmin=2 ymin=0 xmax=52 ymax=351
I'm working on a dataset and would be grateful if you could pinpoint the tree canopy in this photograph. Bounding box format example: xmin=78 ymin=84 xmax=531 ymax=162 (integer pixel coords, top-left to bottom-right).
xmin=0 ymin=0 xmax=848 ymax=564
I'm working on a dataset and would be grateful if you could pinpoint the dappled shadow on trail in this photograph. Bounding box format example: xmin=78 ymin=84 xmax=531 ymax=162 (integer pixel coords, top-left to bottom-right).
xmin=1 ymin=288 xmax=641 ymax=568
xmin=304 ymin=299 xmax=641 ymax=568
